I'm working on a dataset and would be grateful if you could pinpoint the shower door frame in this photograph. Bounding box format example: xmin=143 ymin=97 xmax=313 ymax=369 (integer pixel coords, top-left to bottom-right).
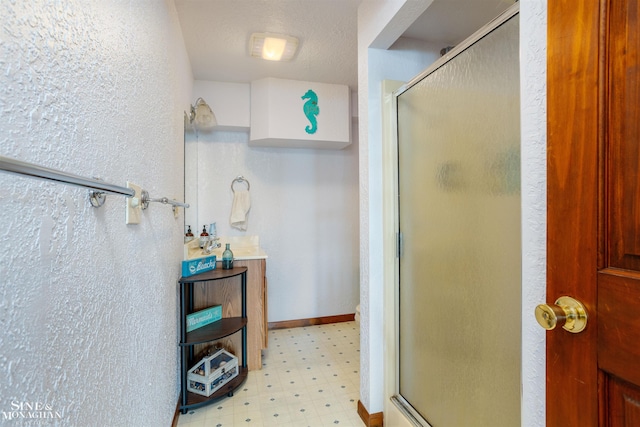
xmin=388 ymin=4 xmax=521 ymax=426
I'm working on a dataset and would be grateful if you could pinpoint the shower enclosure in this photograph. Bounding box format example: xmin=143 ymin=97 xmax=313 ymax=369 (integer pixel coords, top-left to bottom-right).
xmin=393 ymin=5 xmax=521 ymax=426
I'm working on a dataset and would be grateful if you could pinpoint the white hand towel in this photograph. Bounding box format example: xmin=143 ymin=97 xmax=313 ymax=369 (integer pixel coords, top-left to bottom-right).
xmin=230 ymin=189 xmax=251 ymax=231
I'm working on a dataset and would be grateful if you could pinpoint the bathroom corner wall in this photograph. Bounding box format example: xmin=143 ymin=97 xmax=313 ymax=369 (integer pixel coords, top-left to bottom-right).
xmin=357 ymin=0 xmax=440 ymax=414
xmin=190 ymin=80 xmax=360 ymax=323
xmin=0 ymin=1 xmax=192 ymax=425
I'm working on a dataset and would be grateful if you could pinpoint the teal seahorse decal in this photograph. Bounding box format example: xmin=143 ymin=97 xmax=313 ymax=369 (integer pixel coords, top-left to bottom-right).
xmin=301 ymin=89 xmax=319 ymax=134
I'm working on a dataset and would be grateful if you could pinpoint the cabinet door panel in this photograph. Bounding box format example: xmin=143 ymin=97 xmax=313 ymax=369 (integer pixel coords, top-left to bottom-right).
xmin=234 ymin=259 xmax=267 ymax=370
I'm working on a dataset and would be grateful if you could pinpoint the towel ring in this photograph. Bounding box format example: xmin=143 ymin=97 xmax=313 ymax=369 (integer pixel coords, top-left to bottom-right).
xmin=231 ymin=176 xmax=250 ymax=193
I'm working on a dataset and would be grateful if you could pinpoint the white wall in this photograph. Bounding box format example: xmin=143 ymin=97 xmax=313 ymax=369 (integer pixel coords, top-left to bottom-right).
xmin=358 ymin=1 xmax=548 ymax=425
xmin=188 ymin=81 xmax=360 ymax=322
xmin=520 ymin=1 xmax=547 ymax=425
xmin=357 ymin=0 xmax=440 ymax=413
xmin=0 ymin=1 xmax=192 ymax=425
xmin=361 ymin=39 xmax=441 ymax=413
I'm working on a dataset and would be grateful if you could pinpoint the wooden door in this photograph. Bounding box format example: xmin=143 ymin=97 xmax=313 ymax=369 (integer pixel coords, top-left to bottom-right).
xmin=548 ymin=0 xmax=640 ymax=425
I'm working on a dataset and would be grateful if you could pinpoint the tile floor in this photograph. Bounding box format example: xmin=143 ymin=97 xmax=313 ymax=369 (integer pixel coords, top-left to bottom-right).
xmin=177 ymin=321 xmax=364 ymax=427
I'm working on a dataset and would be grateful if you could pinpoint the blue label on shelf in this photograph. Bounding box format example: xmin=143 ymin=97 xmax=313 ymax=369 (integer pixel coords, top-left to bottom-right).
xmin=186 ymin=305 xmax=222 ymax=332
xmin=181 ymin=255 xmax=216 ymax=277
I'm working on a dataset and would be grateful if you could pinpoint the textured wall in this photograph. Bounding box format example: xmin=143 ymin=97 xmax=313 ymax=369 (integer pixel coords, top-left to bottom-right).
xmin=0 ymin=1 xmax=192 ymax=425
xmin=520 ymin=1 xmax=547 ymax=426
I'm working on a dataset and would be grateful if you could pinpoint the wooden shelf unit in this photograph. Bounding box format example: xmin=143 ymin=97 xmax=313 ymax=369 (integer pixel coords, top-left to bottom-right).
xmin=178 ymin=267 xmax=248 ymax=414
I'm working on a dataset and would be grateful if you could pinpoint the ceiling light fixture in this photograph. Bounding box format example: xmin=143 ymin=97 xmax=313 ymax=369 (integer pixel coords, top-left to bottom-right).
xmin=249 ymin=32 xmax=299 ymax=61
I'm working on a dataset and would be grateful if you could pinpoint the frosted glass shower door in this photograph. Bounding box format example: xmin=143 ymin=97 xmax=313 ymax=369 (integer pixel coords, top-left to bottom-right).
xmin=395 ymin=9 xmax=521 ymax=427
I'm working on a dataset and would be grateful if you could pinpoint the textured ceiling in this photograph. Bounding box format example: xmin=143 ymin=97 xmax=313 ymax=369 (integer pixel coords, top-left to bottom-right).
xmin=174 ymin=0 xmax=516 ymax=91
xmin=175 ymin=0 xmax=361 ymax=89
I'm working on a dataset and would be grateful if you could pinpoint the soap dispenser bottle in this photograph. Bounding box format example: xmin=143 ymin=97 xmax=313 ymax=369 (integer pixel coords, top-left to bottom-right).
xmin=199 ymin=225 xmax=209 ymax=249
xmin=222 ymin=243 xmax=234 ymax=270
xmin=184 ymin=225 xmax=194 ymax=243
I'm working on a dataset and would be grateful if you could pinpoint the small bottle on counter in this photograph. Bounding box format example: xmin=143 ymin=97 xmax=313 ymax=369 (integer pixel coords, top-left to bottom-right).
xmin=184 ymin=225 xmax=194 ymax=243
xmin=222 ymin=243 xmax=234 ymax=270
xmin=199 ymin=225 xmax=209 ymax=248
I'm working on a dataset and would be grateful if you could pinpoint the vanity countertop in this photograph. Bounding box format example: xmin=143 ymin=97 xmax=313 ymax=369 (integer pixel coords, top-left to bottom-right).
xmin=184 ymin=235 xmax=268 ymax=261
xmin=210 ymin=245 xmax=268 ymax=260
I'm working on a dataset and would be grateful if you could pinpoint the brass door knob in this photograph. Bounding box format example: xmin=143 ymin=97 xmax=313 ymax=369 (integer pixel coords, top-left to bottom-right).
xmin=535 ymin=296 xmax=588 ymax=333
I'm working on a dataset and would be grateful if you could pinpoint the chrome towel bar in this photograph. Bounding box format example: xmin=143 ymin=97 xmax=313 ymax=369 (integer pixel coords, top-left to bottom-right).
xmin=0 ymin=155 xmax=188 ymax=213
xmin=0 ymin=155 xmax=134 ymax=197
xmin=0 ymin=155 xmax=134 ymax=207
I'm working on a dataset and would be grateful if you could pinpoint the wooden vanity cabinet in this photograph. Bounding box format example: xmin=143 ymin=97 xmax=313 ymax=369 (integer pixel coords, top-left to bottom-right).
xmin=234 ymin=258 xmax=268 ymax=369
